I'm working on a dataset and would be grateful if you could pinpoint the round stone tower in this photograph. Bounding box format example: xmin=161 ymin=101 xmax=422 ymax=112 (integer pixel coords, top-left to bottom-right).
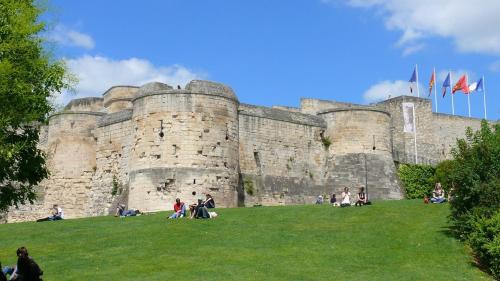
xmin=102 ymin=86 xmax=139 ymax=113
xmin=128 ymin=80 xmax=240 ymax=212
xmin=318 ymin=107 xmax=402 ymax=199
xmin=44 ymin=97 xmax=105 ymax=218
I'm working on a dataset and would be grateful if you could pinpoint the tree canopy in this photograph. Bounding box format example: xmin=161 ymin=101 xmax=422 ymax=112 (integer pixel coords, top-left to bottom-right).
xmin=0 ymin=0 xmax=68 ymax=212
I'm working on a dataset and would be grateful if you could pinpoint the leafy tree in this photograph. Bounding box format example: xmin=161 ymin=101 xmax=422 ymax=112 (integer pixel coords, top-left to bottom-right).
xmin=0 ymin=0 xmax=68 ymax=211
xmin=447 ymin=120 xmax=500 ymax=278
xmin=449 ymin=121 xmax=500 ymax=226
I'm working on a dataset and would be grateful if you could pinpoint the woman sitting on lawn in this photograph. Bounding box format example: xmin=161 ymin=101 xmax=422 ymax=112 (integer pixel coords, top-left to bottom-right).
xmin=431 ymin=183 xmax=446 ymax=203
xmin=203 ymin=194 xmax=215 ymax=209
xmin=355 ymin=187 xmax=367 ymax=206
xmin=341 ymin=187 xmax=351 ymax=207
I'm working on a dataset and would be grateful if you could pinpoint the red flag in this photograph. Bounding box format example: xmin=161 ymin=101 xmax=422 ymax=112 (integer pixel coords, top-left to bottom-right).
xmin=452 ymin=74 xmax=469 ymax=94
xmin=428 ymin=71 xmax=435 ymax=97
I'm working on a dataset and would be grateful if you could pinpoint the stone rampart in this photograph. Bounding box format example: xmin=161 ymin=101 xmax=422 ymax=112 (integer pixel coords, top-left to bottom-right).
xmin=238 ymin=104 xmax=329 ymax=206
xmin=6 ymin=83 xmax=496 ymax=223
xmin=319 ymin=107 xmax=402 ymax=199
xmin=127 ymin=81 xmax=240 ymax=212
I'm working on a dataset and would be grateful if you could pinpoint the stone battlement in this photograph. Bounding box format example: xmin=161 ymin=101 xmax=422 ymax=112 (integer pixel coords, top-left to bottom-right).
xmin=5 ymin=79 xmax=494 ymax=222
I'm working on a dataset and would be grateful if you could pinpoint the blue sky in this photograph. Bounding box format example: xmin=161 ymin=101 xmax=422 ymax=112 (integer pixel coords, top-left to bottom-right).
xmin=46 ymin=0 xmax=499 ymax=120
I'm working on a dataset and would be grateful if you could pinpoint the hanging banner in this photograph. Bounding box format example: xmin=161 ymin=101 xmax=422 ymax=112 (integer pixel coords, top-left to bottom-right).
xmin=402 ymin=102 xmax=415 ymax=133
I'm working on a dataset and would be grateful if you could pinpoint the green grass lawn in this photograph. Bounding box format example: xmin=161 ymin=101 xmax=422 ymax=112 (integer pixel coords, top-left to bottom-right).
xmin=0 ymin=200 xmax=491 ymax=280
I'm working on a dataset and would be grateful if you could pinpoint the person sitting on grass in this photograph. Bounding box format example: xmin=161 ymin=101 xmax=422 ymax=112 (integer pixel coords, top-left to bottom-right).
xmin=355 ymin=187 xmax=367 ymax=206
xmin=168 ymin=198 xmax=186 ymax=219
xmin=431 ymin=183 xmax=446 ymax=203
xmin=4 ymin=247 xmax=43 ymax=281
xmin=330 ymin=194 xmax=340 ymax=206
xmin=193 ymin=194 xmax=214 ymax=219
xmin=315 ymin=195 xmax=324 ymax=204
xmin=203 ymin=194 xmax=215 ymax=209
xmin=189 ymin=191 xmax=199 ymax=219
xmin=0 ymin=261 xmax=8 ymax=281
xmin=36 ymin=204 xmax=64 ymax=222
xmin=341 ymin=187 xmax=351 ymax=207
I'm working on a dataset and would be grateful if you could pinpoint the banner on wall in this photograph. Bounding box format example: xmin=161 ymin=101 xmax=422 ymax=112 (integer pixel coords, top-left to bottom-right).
xmin=402 ymin=102 xmax=415 ymax=133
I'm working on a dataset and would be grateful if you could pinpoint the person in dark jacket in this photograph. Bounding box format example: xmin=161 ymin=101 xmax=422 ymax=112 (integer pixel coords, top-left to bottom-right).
xmin=0 ymin=261 xmax=7 ymax=281
xmin=13 ymin=247 xmax=43 ymax=281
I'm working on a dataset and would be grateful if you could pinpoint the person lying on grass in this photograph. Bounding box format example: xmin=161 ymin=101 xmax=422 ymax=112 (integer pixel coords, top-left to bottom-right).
xmin=431 ymin=183 xmax=446 ymax=204
xmin=115 ymin=204 xmax=141 ymax=217
xmin=168 ymin=198 xmax=186 ymax=219
xmin=36 ymin=204 xmax=64 ymax=222
xmin=355 ymin=187 xmax=367 ymax=206
xmin=341 ymin=187 xmax=351 ymax=207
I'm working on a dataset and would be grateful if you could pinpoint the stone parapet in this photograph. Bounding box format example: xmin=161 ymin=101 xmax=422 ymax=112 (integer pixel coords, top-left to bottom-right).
xmin=239 ymin=103 xmax=326 ymax=128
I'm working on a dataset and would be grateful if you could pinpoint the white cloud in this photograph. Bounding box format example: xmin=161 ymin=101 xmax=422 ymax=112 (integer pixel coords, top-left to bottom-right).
xmin=363 ymin=80 xmax=424 ymax=102
xmin=489 ymin=61 xmax=500 ymax=72
xmin=49 ymin=25 xmax=95 ymax=50
xmin=59 ymin=55 xmax=205 ymax=103
xmin=402 ymin=43 xmax=425 ymax=57
xmin=437 ymin=69 xmax=475 ymax=83
xmin=327 ymin=0 xmax=500 ymax=55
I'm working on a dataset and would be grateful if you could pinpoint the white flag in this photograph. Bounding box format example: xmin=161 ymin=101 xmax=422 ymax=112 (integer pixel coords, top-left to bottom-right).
xmin=468 ymin=82 xmax=478 ymax=92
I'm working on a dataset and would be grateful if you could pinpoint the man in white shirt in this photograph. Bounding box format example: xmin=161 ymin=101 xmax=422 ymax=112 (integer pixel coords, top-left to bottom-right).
xmin=49 ymin=204 xmax=63 ymax=221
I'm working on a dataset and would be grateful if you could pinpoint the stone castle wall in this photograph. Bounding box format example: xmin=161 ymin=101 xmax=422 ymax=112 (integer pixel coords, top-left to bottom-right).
xmin=319 ymin=107 xmax=402 ymax=199
xmin=5 ymin=79 xmax=496 ymax=222
xmin=378 ymin=96 xmax=484 ymax=165
xmin=238 ymin=104 xmax=329 ymax=206
xmin=127 ymin=81 xmax=240 ymax=212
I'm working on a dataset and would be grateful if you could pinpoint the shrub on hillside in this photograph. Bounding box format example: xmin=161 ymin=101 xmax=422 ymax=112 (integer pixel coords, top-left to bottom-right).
xmin=397 ymin=164 xmax=435 ymax=199
xmin=433 ymin=159 xmax=456 ymax=193
xmin=468 ymin=211 xmax=500 ymax=279
xmin=448 ymin=120 xmax=500 ymax=278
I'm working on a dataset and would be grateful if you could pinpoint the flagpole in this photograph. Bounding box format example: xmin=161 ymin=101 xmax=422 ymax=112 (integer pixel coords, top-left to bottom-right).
xmin=433 ymin=68 xmax=438 ymax=112
xmin=450 ymin=70 xmax=455 ymax=115
xmin=483 ymin=76 xmax=487 ymax=119
xmin=413 ymin=103 xmax=418 ymax=164
xmin=416 ymin=64 xmax=420 ymax=98
xmin=466 ymin=73 xmax=471 ymax=117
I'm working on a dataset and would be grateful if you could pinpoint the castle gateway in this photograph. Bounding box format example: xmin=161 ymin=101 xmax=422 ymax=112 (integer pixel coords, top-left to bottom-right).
xmin=5 ymin=80 xmax=490 ymax=222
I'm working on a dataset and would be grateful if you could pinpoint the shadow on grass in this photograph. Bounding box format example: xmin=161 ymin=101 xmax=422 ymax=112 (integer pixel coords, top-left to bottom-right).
xmin=438 ymin=226 xmax=493 ymax=279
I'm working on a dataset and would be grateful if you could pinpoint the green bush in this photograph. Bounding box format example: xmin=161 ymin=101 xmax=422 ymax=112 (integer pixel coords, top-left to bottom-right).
xmin=397 ymin=164 xmax=436 ymax=199
xmin=447 ymin=120 xmax=500 ymax=278
xmin=243 ymin=177 xmax=255 ymax=196
xmin=433 ymin=159 xmax=456 ymax=193
xmin=321 ymin=136 xmax=331 ymax=149
xmin=468 ymin=211 xmax=500 ymax=279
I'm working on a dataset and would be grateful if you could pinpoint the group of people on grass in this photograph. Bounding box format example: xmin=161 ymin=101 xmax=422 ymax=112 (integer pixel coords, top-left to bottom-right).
xmin=316 ymin=186 xmax=369 ymax=207
xmin=1 ymin=247 xmax=42 ymax=281
xmin=36 ymin=183 xmax=448 ymax=223
xmin=169 ymin=193 xmax=216 ymax=219
xmin=112 ymin=192 xmax=216 ymax=219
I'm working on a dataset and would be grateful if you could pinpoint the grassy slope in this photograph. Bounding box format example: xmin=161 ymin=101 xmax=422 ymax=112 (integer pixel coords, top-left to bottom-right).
xmin=0 ymin=200 xmax=490 ymax=281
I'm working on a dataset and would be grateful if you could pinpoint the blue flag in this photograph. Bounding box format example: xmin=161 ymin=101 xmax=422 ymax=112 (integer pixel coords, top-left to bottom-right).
xmin=409 ymin=67 xmax=417 ymax=82
xmin=442 ymin=72 xmax=451 ymax=97
xmin=442 ymin=73 xmax=451 ymax=87
xmin=476 ymin=77 xmax=484 ymax=92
